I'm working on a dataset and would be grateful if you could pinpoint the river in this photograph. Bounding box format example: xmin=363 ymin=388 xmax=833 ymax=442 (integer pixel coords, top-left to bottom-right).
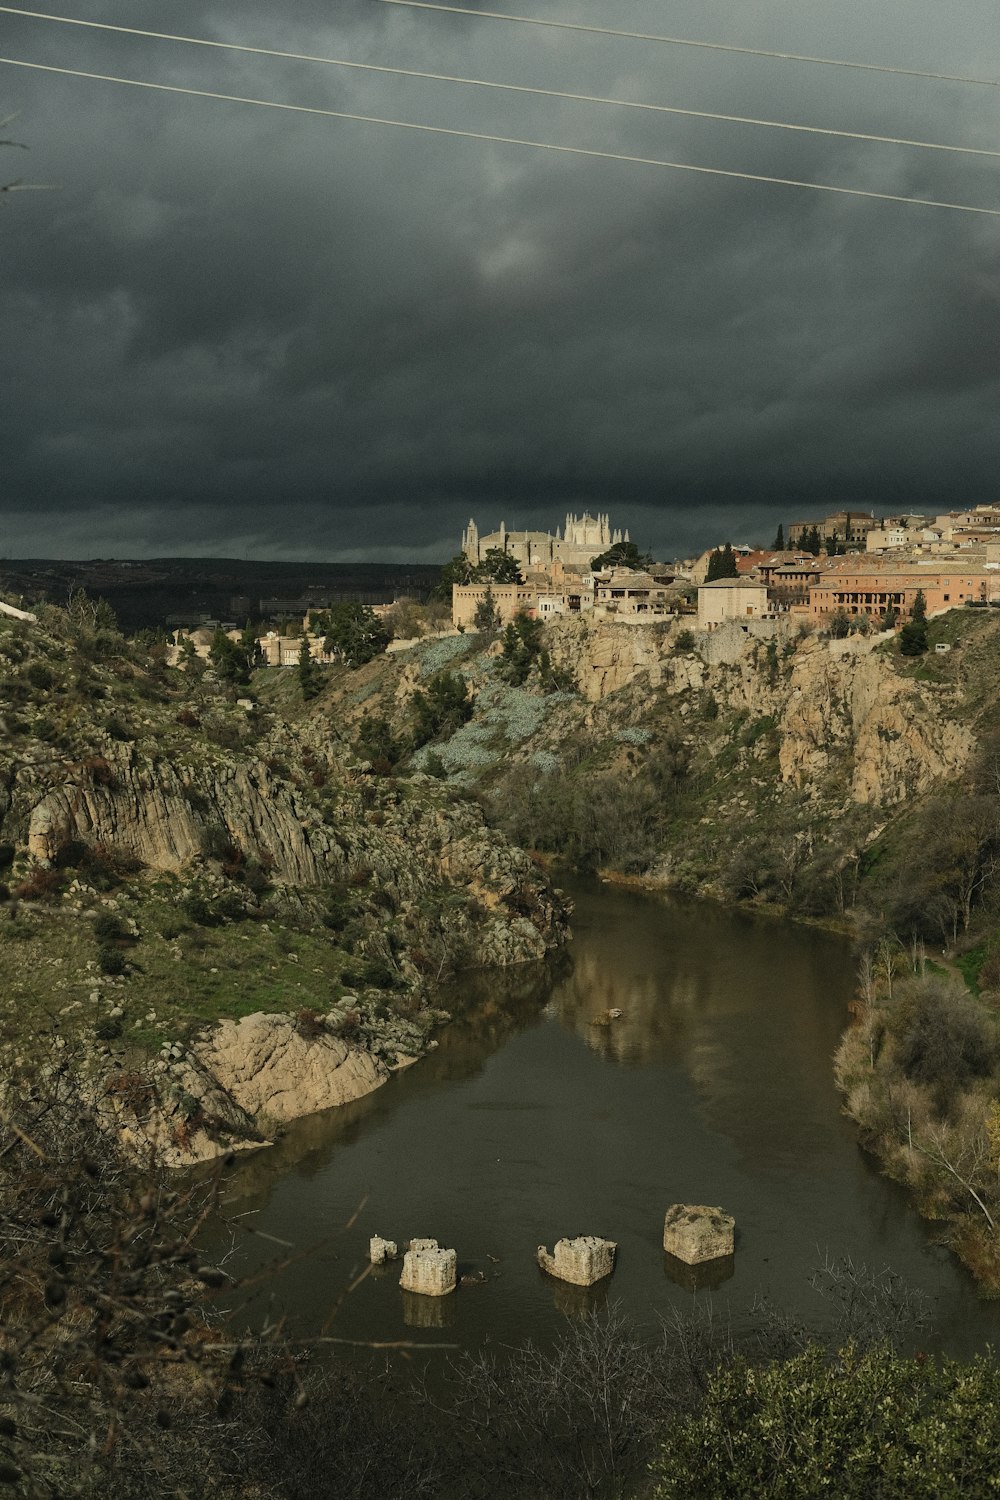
xmin=213 ymin=879 xmax=999 ymax=1357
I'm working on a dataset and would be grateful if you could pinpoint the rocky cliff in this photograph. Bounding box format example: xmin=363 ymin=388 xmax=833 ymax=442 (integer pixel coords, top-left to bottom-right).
xmin=0 ymin=604 xmax=569 ymax=1164
xmin=539 ymin=616 xmax=972 ymax=807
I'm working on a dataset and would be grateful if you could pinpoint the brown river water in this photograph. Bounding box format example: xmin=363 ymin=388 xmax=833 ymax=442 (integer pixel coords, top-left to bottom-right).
xmin=211 ymin=879 xmax=1000 ymax=1359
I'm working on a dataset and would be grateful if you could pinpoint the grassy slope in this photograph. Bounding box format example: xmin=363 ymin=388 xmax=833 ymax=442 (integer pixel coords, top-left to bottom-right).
xmin=0 ymin=607 xmax=555 ymax=1066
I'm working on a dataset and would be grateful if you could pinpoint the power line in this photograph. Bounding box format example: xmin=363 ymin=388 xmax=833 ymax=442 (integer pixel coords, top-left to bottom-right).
xmin=377 ymin=0 xmax=1000 ymax=90
xmin=1 ymin=6 xmax=997 ymax=162
xmin=2 ymin=56 xmax=998 ymax=217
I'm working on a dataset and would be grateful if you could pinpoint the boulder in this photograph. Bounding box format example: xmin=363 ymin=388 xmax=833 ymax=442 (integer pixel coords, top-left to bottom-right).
xmin=662 ymin=1204 xmax=735 ymax=1265
xmin=536 ymin=1235 xmax=616 ymax=1286
xmin=399 ymin=1238 xmax=457 ymax=1297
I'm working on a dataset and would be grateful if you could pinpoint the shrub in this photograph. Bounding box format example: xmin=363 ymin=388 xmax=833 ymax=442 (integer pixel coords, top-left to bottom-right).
xmin=94 ymin=1016 xmax=123 ymax=1041
xmin=894 ymin=982 xmax=994 ymax=1104
xmin=93 ymin=910 xmax=127 ymax=943
xmin=294 ymin=1007 xmax=327 ymax=1039
xmin=25 ymin=661 xmax=54 ymax=690
xmin=649 ymin=1343 xmax=1000 ymax=1500
xmin=12 ymin=868 xmax=63 ymax=902
xmin=97 ymin=943 xmax=127 ymax=976
xmin=83 ymin=755 xmax=117 ymax=787
xmin=674 ymin=628 xmax=695 ymax=651
xmin=175 ymin=707 xmax=200 ymax=728
xmin=182 ymin=892 xmax=215 ymax=926
xmin=104 ymin=715 xmax=133 ymax=742
xmin=204 ymin=718 xmax=243 ymax=750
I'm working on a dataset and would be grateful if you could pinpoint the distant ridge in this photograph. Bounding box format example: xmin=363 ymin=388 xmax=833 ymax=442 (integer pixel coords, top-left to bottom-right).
xmin=0 ymin=557 xmax=441 ymax=632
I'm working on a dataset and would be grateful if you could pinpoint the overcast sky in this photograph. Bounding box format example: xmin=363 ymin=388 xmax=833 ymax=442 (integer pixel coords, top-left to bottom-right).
xmin=2 ymin=0 xmax=998 ymax=561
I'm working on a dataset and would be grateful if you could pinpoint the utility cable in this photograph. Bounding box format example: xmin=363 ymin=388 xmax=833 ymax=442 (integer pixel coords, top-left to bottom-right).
xmin=376 ymin=0 xmax=1000 ymax=90
xmin=2 ymin=57 xmax=998 ymax=217
xmin=0 ymin=7 xmax=997 ymax=161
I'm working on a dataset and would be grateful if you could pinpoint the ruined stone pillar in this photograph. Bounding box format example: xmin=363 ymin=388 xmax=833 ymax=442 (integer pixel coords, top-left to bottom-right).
xmin=536 ymin=1236 xmax=616 ymax=1286
xmin=662 ymin=1204 xmax=735 ymax=1264
xmin=399 ymin=1238 xmax=457 ymax=1297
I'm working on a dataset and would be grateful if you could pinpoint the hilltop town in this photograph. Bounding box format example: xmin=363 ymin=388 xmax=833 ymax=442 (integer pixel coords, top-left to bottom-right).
xmin=157 ymin=503 xmax=1000 ymax=675
xmin=449 ymin=504 xmax=1000 ymax=635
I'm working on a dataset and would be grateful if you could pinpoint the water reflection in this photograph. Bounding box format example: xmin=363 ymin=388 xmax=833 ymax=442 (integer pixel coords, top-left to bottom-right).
xmin=401 ymin=1290 xmax=458 ymax=1330
xmin=663 ymin=1251 xmax=735 ymax=1293
xmin=209 ymin=878 xmax=1000 ymax=1361
xmin=545 ymin=1276 xmax=611 ymax=1320
xmin=553 ymin=888 xmax=860 ymax=1174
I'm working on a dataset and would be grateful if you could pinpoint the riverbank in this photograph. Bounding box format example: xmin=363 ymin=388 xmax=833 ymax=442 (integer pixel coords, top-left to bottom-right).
xmin=834 ymin=959 xmax=1000 ymax=1296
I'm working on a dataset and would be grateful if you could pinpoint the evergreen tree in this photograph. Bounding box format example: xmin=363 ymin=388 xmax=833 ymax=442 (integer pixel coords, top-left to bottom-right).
xmin=590 ymin=540 xmax=652 ymax=572
xmin=706 ymin=543 xmax=739 ymax=582
xmin=297 ymin=635 xmax=321 ymax=698
xmin=411 ymin=671 xmax=472 ymax=746
xmin=431 ymin=553 xmax=475 ymax=602
xmin=899 ymin=591 xmax=928 ymax=656
xmin=473 ymin=587 xmax=502 ymax=635
xmin=240 ymin=621 xmax=264 ymax=670
xmin=317 ymin=602 xmax=390 ymax=667
xmin=497 ymin=613 xmax=545 ymax=685
xmin=475 ymin=548 xmax=522 ymax=584
xmin=882 ymin=602 xmax=899 ymax=630
xmin=772 ymin=523 xmax=784 ymax=550
xmin=209 ymin=628 xmax=250 ymax=685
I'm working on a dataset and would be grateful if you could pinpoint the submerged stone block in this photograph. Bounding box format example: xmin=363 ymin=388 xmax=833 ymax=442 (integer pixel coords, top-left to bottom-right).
xmin=536 ymin=1235 xmax=617 ymax=1286
xmin=662 ymin=1204 xmax=735 ymax=1265
xmin=399 ymin=1238 xmax=457 ymax=1297
xmin=369 ymin=1235 xmax=397 ymax=1265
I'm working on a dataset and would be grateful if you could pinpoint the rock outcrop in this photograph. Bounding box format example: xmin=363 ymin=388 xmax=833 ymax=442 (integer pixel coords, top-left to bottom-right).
xmin=193 ymin=1013 xmax=388 ymax=1125
xmin=777 ymin=639 xmax=971 ymax=804
xmin=541 ymin=617 xmax=972 ymax=807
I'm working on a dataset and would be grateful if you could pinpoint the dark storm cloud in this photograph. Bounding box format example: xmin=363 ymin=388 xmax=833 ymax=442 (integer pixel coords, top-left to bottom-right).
xmin=1 ymin=0 xmax=998 ymax=560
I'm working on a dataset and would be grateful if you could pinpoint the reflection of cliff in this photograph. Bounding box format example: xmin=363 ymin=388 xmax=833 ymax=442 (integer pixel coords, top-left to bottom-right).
xmin=556 ymin=883 xmax=856 ymax=1170
xmin=555 ymin=947 xmax=685 ymax=1064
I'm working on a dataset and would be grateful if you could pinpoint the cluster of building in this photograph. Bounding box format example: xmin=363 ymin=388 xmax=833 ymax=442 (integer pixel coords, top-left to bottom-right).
xmin=171 ymin=503 xmax=1000 ymax=673
xmin=452 ymin=513 xmax=679 ymax=627
xmin=694 ymin=505 xmax=1000 ymax=632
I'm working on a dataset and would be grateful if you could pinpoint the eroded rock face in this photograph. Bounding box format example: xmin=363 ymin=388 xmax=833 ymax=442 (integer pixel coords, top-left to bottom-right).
xmin=369 ymin=1235 xmax=398 ymax=1265
xmin=662 ymin=1204 xmax=735 ymax=1265
xmin=545 ymin=619 xmax=672 ymax=702
xmin=400 ymin=1238 xmax=457 ymax=1296
xmin=193 ymin=1013 xmax=388 ymax=1124
xmin=27 ymin=757 xmax=325 ymax=882
xmin=89 ymin=1047 xmax=264 ymax=1169
xmin=535 ymin=618 xmax=973 ymax=808
xmin=15 ymin=743 xmax=568 ymax=967
xmin=536 ymin=1235 xmax=617 ymax=1286
xmin=777 ymin=644 xmax=971 ymax=805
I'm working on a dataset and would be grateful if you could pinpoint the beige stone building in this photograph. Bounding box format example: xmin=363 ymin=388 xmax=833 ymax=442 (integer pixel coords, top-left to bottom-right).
xmin=461 ymin=512 xmax=628 ymax=571
xmin=451 ymin=582 xmax=539 ymax=628
xmin=788 ymin=510 xmax=876 ymax=546
xmin=593 ymin=569 xmax=672 ymax=617
xmin=697 ymin=577 xmax=772 ymax=631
